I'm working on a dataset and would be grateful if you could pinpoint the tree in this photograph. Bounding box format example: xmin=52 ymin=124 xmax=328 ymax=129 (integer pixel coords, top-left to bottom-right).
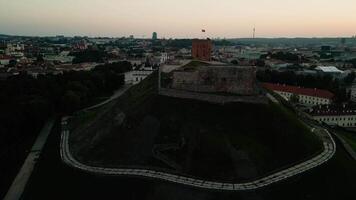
xmin=344 ymin=72 xmax=356 ymax=85
xmin=256 ymin=59 xmax=265 ymax=67
xmin=6 ymin=59 xmax=17 ymax=68
xmin=71 ymin=50 xmax=106 ymax=64
xmin=61 ymin=90 xmax=81 ymax=113
xmin=350 ymin=58 xmax=356 ymax=68
xmin=36 ymin=54 xmax=44 ymax=63
xmin=231 ymin=60 xmax=238 ymax=65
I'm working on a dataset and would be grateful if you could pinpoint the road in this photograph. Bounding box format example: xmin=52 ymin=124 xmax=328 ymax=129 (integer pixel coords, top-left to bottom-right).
xmin=4 ymin=118 xmax=55 ymax=200
xmin=59 ymin=86 xmax=336 ymax=191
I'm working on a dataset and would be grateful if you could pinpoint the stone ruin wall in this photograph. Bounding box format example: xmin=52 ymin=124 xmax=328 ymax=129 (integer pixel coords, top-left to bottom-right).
xmin=172 ymin=66 xmax=257 ymax=95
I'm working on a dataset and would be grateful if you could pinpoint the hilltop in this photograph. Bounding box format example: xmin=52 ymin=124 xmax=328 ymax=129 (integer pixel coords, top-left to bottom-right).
xmin=68 ymin=72 xmax=322 ymax=182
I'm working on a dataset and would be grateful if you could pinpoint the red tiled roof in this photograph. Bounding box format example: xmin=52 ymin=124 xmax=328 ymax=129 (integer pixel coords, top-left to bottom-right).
xmin=0 ymin=55 xmax=12 ymax=60
xmin=262 ymin=83 xmax=334 ymax=99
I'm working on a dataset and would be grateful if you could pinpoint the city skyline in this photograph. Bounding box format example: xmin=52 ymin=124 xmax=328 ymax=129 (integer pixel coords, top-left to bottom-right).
xmin=1 ymin=0 xmax=356 ymax=38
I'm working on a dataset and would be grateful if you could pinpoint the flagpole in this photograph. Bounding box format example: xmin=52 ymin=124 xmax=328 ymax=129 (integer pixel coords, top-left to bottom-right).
xmin=201 ymin=29 xmax=206 ymax=39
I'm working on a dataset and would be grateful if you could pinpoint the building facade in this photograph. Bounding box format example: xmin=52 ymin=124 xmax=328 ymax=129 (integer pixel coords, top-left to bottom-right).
xmin=262 ymin=83 xmax=334 ymax=106
xmin=192 ymin=39 xmax=212 ymax=61
xmin=309 ymin=105 xmax=356 ymax=127
xmin=125 ymin=70 xmax=153 ymax=85
xmin=349 ymin=82 xmax=356 ymax=102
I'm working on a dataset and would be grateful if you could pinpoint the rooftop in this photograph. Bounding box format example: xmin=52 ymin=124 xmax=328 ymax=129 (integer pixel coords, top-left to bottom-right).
xmin=315 ymin=66 xmax=344 ymax=73
xmin=0 ymin=55 xmax=12 ymax=60
xmin=262 ymin=83 xmax=334 ymax=99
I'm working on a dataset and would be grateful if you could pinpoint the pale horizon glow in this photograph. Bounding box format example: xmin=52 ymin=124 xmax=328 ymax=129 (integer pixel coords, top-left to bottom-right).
xmin=1 ymin=0 xmax=356 ymax=38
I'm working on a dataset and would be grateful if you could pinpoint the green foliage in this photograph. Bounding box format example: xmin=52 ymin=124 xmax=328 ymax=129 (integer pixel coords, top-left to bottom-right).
xmin=336 ymin=129 xmax=356 ymax=152
xmin=94 ymin=61 xmax=132 ymax=74
xmin=36 ymin=54 xmax=44 ymax=63
xmin=350 ymin=58 xmax=356 ymax=68
xmin=0 ymin=61 xmax=131 ymax=192
xmin=153 ymin=98 xmax=321 ymax=181
xmin=231 ymin=60 xmax=238 ymax=65
xmin=261 ymin=51 xmax=304 ymax=62
xmin=72 ymin=74 xmax=321 ymax=181
xmin=213 ymin=39 xmax=234 ymax=46
xmin=61 ymin=90 xmax=81 ymax=113
xmin=165 ymin=39 xmax=192 ymax=48
xmin=71 ymin=50 xmax=106 ymax=64
xmin=256 ymin=59 xmax=265 ymax=67
xmin=182 ymin=60 xmax=210 ymax=69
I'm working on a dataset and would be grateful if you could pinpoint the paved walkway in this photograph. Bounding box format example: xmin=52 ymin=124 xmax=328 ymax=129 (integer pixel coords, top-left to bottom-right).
xmin=60 ymin=121 xmax=335 ymax=191
xmin=81 ymin=84 xmax=132 ymax=112
xmin=4 ymin=118 xmax=55 ymax=200
xmin=59 ymin=79 xmax=337 ymax=191
xmin=266 ymin=93 xmax=279 ymax=104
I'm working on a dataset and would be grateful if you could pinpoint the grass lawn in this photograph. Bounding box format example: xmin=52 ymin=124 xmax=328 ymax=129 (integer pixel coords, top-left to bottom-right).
xmin=335 ymin=129 xmax=356 ymax=152
xmin=181 ymin=60 xmax=211 ymax=69
xmin=150 ymin=97 xmax=322 ymax=181
xmin=68 ymin=71 xmax=322 ymax=182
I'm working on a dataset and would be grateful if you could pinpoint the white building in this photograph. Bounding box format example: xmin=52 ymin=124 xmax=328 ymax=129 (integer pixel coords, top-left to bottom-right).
xmin=125 ymin=70 xmax=154 ymax=85
xmin=160 ymin=53 xmax=169 ymax=64
xmin=309 ymin=105 xmax=356 ymax=128
xmin=350 ymin=83 xmax=356 ymax=102
xmin=44 ymin=51 xmax=74 ymax=63
xmin=0 ymin=56 xmax=11 ymax=66
xmin=315 ymin=66 xmax=344 ymax=77
xmin=263 ymin=83 xmax=334 ymax=106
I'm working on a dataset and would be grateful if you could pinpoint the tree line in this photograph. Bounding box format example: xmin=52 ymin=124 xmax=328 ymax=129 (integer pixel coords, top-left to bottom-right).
xmin=0 ymin=61 xmax=132 ymax=191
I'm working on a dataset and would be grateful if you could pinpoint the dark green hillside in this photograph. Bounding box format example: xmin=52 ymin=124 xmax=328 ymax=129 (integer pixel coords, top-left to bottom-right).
xmin=146 ymin=97 xmax=321 ymax=181
xmin=69 ymin=73 xmax=322 ymax=182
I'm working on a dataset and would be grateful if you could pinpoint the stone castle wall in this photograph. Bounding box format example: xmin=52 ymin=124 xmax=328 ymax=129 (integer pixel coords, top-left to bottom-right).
xmin=172 ymin=66 xmax=257 ymax=95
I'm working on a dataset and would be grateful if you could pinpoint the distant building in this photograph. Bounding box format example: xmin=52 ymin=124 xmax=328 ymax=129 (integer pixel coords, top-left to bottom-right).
xmin=192 ymin=39 xmax=212 ymax=61
xmin=262 ymin=83 xmax=334 ymax=106
xmin=73 ymin=40 xmax=88 ymax=50
xmin=152 ymin=32 xmax=158 ymax=40
xmin=315 ymin=66 xmax=344 ymax=77
xmin=309 ymin=104 xmax=356 ymax=128
xmin=0 ymin=55 xmax=12 ymax=66
xmin=350 ymin=83 xmax=356 ymax=102
xmin=44 ymin=51 xmax=74 ymax=64
xmin=160 ymin=53 xmax=169 ymax=64
xmin=125 ymin=70 xmax=153 ymax=85
xmin=172 ymin=64 xmax=257 ymax=95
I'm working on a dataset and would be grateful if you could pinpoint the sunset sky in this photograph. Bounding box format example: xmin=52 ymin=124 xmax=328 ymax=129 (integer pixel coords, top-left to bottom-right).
xmin=1 ymin=0 xmax=355 ymax=38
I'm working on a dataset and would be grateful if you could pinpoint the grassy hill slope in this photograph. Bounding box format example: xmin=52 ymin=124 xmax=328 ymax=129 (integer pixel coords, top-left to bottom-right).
xmin=69 ymin=73 xmax=322 ymax=182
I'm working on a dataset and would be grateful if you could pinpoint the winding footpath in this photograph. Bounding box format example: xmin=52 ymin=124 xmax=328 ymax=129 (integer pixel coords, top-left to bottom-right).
xmin=60 ymin=88 xmax=337 ymax=191
xmin=81 ymin=84 xmax=132 ymax=112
